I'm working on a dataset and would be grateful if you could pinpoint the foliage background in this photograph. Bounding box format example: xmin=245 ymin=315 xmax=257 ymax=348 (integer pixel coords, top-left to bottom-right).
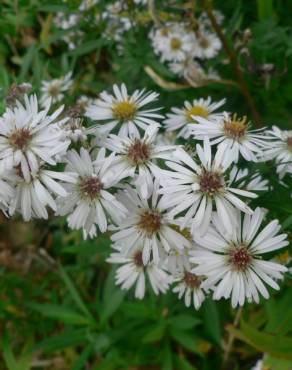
xmin=0 ymin=0 xmax=292 ymax=369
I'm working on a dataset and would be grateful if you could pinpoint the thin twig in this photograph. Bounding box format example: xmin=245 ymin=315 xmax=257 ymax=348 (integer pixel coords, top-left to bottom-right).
xmin=223 ymin=307 xmax=243 ymax=367
xmin=202 ymin=0 xmax=261 ymax=127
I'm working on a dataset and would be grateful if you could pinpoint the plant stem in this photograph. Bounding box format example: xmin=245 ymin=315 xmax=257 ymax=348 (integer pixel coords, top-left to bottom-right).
xmin=223 ymin=307 xmax=243 ymax=367
xmin=148 ymin=0 xmax=163 ymax=28
xmin=202 ymin=0 xmax=261 ymax=127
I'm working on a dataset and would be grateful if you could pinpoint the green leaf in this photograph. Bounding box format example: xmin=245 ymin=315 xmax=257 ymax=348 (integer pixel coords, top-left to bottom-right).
xmin=168 ymin=314 xmax=201 ymax=330
xmin=257 ymin=0 xmax=274 ymax=20
xmin=68 ymin=39 xmax=104 ymax=57
xmin=170 ymin=328 xmax=201 ymax=356
xmin=202 ymin=298 xmax=221 ymax=345
xmin=142 ymin=323 xmax=166 ymax=343
xmin=2 ymin=331 xmax=18 ymax=370
xmin=174 ymin=354 xmax=198 ymax=370
xmin=36 ymin=329 xmax=88 ymax=353
xmin=72 ymin=345 xmax=93 ymax=370
xmin=28 ymin=302 xmax=94 ymax=325
xmin=227 ymin=321 xmax=292 ymax=360
xmin=59 ymin=264 xmax=95 ymax=322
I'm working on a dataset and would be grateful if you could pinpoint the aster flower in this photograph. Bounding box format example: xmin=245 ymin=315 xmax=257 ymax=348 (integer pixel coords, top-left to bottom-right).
xmin=159 ymin=140 xmax=257 ymax=236
xmin=9 ymin=166 xmax=76 ymax=222
xmin=150 ymin=24 xmax=196 ymax=63
xmin=0 ymin=94 xmax=69 ymax=181
xmin=261 ymin=126 xmax=292 ymax=178
xmin=107 ymin=245 xmax=172 ymax=299
xmin=104 ymin=124 xmax=175 ymax=198
xmin=40 ymin=72 xmax=73 ymax=106
xmin=229 ymin=166 xmax=269 ymax=192
xmin=190 ymin=208 xmax=289 ymax=307
xmin=192 ymin=30 xmax=221 ymax=59
xmin=111 ymin=182 xmax=191 ymax=265
xmin=85 ymin=84 xmax=163 ymax=138
xmin=57 ymin=148 xmax=128 ymax=237
xmin=188 ymin=112 xmax=268 ymax=163
xmin=0 ymin=171 xmax=15 ymax=215
xmin=164 ymin=97 xmax=225 ymax=138
xmin=173 ymin=270 xmax=206 ymax=309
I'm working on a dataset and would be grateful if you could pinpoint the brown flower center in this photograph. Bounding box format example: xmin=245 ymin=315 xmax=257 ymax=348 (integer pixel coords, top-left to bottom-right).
xmin=199 ymin=171 xmax=223 ymax=196
xmin=183 ymin=272 xmax=201 ymax=289
xmin=133 ymin=250 xmax=144 ymax=267
xmin=170 ymin=37 xmax=182 ymax=50
xmin=48 ymin=82 xmax=61 ymax=97
xmin=185 ymin=105 xmax=209 ymax=122
xmin=9 ymin=129 xmax=32 ymax=150
xmin=80 ymin=176 xmax=102 ymax=200
xmin=138 ymin=210 xmax=162 ymax=235
xmin=112 ymin=101 xmax=137 ymax=121
xmin=199 ymin=37 xmax=210 ymax=49
xmin=223 ymin=114 xmax=248 ymax=140
xmin=229 ymin=245 xmax=252 ymax=271
xmin=286 ymin=137 xmax=292 ymax=151
xmin=127 ymin=140 xmax=150 ymax=165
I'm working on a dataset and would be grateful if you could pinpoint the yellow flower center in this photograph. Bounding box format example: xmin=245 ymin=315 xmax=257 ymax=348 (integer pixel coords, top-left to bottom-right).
xmin=185 ymin=105 xmax=209 ymax=122
xmin=112 ymin=101 xmax=137 ymax=121
xmin=48 ymin=82 xmax=61 ymax=97
xmin=223 ymin=114 xmax=248 ymax=140
xmin=199 ymin=37 xmax=210 ymax=49
xmin=170 ymin=37 xmax=182 ymax=50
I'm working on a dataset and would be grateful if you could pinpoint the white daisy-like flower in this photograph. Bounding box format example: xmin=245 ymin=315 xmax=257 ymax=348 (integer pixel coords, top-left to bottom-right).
xmin=111 ymin=182 xmax=191 ymax=265
xmin=261 ymin=126 xmax=292 ymax=178
xmin=104 ymin=124 xmax=175 ymax=198
xmin=173 ymin=270 xmax=206 ymax=309
xmin=192 ymin=30 xmax=221 ymax=59
xmin=150 ymin=24 xmax=196 ymax=63
xmin=9 ymin=166 xmax=76 ymax=222
xmin=168 ymin=58 xmax=205 ymax=80
xmin=159 ymin=140 xmax=258 ymax=236
xmin=229 ymin=166 xmax=269 ymax=192
xmin=199 ymin=10 xmax=224 ymax=29
xmin=40 ymin=72 xmax=73 ymax=106
xmin=85 ymin=84 xmax=163 ymax=138
xmin=190 ymin=208 xmax=289 ymax=307
xmin=188 ymin=112 xmax=268 ymax=163
xmin=0 ymin=171 xmax=15 ymax=215
xmin=107 ymin=245 xmax=172 ymax=299
xmin=0 ymin=94 xmax=69 ymax=181
xmin=164 ymin=97 xmax=225 ymax=138
xmin=64 ymin=117 xmax=87 ymax=143
xmin=57 ymin=148 xmax=128 ymax=237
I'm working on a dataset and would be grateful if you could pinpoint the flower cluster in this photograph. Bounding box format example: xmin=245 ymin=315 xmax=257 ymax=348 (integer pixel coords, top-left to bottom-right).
xmin=149 ymin=10 xmax=223 ymax=81
xmin=0 ymin=81 xmax=290 ymax=310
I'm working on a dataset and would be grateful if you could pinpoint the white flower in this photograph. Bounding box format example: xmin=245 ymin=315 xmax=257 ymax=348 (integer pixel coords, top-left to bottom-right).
xmin=192 ymin=30 xmax=221 ymax=59
xmin=173 ymin=270 xmax=206 ymax=309
xmin=0 ymin=171 xmax=15 ymax=215
xmin=104 ymin=124 xmax=175 ymax=198
xmin=164 ymin=97 xmax=225 ymax=138
xmin=40 ymin=73 xmax=73 ymax=106
xmin=190 ymin=208 xmax=289 ymax=307
xmin=169 ymin=58 xmax=205 ymax=79
xmin=150 ymin=24 xmax=196 ymax=63
xmin=111 ymin=182 xmax=191 ymax=265
xmin=0 ymin=94 xmax=69 ymax=181
xmin=107 ymin=245 xmax=172 ymax=299
xmin=9 ymin=167 xmax=76 ymax=222
xmin=85 ymin=84 xmax=163 ymax=138
xmin=229 ymin=166 xmax=269 ymax=192
xmin=64 ymin=117 xmax=88 ymax=142
xmin=188 ymin=112 xmax=268 ymax=163
xmin=199 ymin=10 xmax=224 ymax=29
xmin=159 ymin=140 xmax=257 ymax=236
xmin=261 ymin=126 xmax=292 ymax=178
xmin=57 ymin=148 xmax=128 ymax=237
